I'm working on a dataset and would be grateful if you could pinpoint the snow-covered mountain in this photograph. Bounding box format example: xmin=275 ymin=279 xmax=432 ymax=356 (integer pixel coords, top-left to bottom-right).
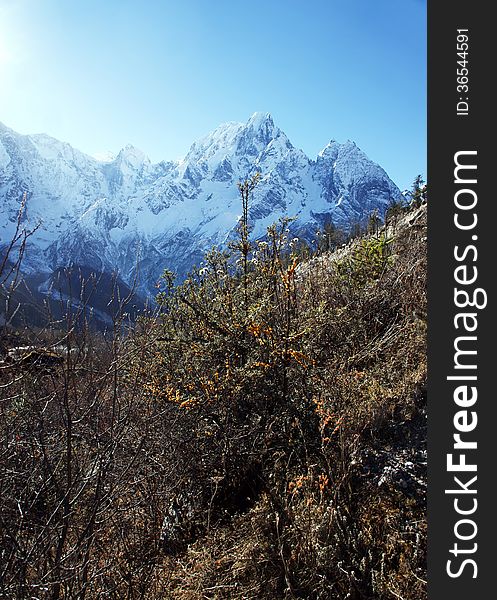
xmin=1 ymin=112 xmax=403 ymax=299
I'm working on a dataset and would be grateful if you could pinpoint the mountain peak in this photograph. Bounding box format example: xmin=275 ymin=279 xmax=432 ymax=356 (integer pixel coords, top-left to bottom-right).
xmin=318 ymin=140 xmax=339 ymax=159
xmin=247 ymin=112 xmax=273 ymax=128
xmin=242 ymin=112 xmax=283 ymax=150
xmin=246 ymin=112 xmax=276 ymax=136
xmin=116 ymin=144 xmax=149 ymax=166
xmin=318 ymin=139 xmax=359 ymax=159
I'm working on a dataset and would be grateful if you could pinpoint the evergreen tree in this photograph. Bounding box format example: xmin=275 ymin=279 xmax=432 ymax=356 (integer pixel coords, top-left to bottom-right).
xmin=411 ymin=174 xmax=427 ymax=208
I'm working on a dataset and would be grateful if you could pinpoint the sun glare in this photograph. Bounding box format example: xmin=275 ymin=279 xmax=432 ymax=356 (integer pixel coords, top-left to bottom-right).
xmin=0 ymin=37 xmax=12 ymax=66
xmin=0 ymin=3 xmax=28 ymax=72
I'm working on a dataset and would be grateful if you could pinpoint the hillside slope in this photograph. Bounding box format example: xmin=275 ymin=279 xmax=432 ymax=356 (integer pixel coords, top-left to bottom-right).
xmin=0 ymin=196 xmax=426 ymax=599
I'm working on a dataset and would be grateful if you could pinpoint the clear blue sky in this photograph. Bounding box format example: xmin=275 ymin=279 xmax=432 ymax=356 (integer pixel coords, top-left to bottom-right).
xmin=0 ymin=0 xmax=426 ymax=190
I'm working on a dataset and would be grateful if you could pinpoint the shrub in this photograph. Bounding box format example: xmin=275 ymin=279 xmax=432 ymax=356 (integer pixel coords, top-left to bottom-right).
xmin=0 ymin=183 xmax=427 ymax=599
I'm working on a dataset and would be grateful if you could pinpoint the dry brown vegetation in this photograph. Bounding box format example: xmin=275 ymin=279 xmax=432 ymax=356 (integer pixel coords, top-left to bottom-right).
xmin=0 ymin=187 xmax=426 ymax=599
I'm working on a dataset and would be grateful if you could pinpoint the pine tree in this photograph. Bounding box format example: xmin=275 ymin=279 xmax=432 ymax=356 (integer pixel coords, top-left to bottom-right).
xmin=411 ymin=174 xmax=427 ymax=208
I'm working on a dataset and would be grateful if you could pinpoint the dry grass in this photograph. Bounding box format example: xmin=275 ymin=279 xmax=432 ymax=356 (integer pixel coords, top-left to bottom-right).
xmin=0 ymin=204 xmax=426 ymax=599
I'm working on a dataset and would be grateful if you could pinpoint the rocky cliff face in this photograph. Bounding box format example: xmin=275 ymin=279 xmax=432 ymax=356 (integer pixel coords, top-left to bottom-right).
xmin=1 ymin=113 xmax=403 ymax=297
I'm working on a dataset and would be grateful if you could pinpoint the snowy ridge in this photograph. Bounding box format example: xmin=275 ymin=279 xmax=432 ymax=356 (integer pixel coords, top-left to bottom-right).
xmin=0 ymin=113 xmax=404 ymax=296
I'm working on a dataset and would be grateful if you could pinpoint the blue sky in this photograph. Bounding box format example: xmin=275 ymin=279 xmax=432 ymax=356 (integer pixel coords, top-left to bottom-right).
xmin=0 ymin=0 xmax=426 ymax=190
